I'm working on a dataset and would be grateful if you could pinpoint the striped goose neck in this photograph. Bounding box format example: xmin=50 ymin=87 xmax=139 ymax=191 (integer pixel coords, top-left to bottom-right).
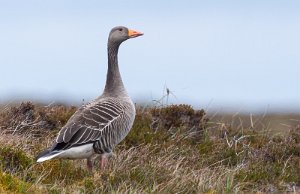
xmin=103 ymin=42 xmax=126 ymax=96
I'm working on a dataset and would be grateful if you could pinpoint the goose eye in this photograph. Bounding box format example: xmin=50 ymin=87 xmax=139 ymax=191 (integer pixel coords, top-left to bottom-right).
xmin=119 ymin=28 xmax=123 ymax=31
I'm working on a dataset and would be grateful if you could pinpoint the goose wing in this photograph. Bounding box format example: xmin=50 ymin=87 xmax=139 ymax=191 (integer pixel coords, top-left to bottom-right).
xmin=52 ymin=98 xmax=133 ymax=151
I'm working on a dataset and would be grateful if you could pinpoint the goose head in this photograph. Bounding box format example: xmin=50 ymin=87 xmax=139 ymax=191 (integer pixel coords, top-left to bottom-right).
xmin=108 ymin=26 xmax=143 ymax=45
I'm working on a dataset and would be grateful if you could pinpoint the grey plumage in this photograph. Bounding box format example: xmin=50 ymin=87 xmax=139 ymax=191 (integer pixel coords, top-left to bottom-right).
xmin=55 ymin=97 xmax=135 ymax=153
xmin=36 ymin=26 xmax=143 ymax=168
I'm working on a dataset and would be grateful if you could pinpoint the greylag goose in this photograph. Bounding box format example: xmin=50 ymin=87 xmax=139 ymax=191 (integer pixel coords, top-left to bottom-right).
xmin=36 ymin=26 xmax=143 ymax=170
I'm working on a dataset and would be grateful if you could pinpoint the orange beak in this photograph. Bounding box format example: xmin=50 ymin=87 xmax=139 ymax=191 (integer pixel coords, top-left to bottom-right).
xmin=128 ymin=29 xmax=144 ymax=38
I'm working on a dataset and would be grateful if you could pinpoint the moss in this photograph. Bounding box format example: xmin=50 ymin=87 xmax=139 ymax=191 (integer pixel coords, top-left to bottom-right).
xmin=0 ymin=146 xmax=32 ymax=173
xmin=0 ymin=171 xmax=43 ymax=193
xmin=0 ymin=172 xmax=25 ymax=193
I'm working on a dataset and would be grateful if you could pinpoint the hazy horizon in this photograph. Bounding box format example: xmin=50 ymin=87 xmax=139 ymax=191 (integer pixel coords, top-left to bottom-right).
xmin=1 ymin=91 xmax=299 ymax=114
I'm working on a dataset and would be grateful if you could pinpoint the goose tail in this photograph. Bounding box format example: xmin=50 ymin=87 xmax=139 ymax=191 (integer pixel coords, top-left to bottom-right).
xmin=36 ymin=149 xmax=62 ymax=163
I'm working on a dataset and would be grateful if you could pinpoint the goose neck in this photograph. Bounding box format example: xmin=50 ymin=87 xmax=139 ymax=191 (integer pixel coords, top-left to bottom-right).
xmin=103 ymin=42 xmax=126 ymax=95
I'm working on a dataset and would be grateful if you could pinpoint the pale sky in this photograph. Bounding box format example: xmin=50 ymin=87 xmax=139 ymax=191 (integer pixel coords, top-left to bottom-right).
xmin=0 ymin=1 xmax=299 ymax=112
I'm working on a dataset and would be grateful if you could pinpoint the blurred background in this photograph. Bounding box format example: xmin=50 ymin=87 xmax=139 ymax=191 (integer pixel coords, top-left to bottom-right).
xmin=0 ymin=0 xmax=299 ymax=113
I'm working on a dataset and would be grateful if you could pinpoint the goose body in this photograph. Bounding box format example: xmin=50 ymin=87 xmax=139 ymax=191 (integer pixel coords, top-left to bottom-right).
xmin=36 ymin=26 xmax=143 ymax=169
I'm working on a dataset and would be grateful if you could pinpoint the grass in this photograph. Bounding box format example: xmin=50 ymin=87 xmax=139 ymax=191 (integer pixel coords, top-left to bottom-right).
xmin=0 ymin=102 xmax=299 ymax=193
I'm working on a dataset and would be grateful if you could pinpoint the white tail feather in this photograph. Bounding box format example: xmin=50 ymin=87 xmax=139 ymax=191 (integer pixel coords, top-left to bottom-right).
xmin=36 ymin=152 xmax=63 ymax=163
xmin=37 ymin=144 xmax=95 ymax=162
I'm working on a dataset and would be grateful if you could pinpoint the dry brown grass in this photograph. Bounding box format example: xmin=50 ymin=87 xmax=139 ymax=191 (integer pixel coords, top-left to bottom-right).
xmin=0 ymin=102 xmax=299 ymax=193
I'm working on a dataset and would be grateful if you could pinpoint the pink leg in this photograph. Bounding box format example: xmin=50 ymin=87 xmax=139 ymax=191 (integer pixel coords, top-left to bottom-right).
xmin=100 ymin=156 xmax=108 ymax=169
xmin=87 ymin=159 xmax=93 ymax=171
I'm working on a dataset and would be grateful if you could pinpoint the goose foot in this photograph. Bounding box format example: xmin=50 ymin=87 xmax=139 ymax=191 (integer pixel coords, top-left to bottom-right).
xmin=100 ymin=156 xmax=108 ymax=169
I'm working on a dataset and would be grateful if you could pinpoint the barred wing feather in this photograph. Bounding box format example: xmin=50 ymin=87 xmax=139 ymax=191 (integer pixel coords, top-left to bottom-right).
xmin=53 ymin=98 xmax=134 ymax=152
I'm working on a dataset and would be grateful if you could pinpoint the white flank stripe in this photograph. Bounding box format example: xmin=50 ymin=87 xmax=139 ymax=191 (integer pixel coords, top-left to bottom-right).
xmin=36 ymin=152 xmax=62 ymax=163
